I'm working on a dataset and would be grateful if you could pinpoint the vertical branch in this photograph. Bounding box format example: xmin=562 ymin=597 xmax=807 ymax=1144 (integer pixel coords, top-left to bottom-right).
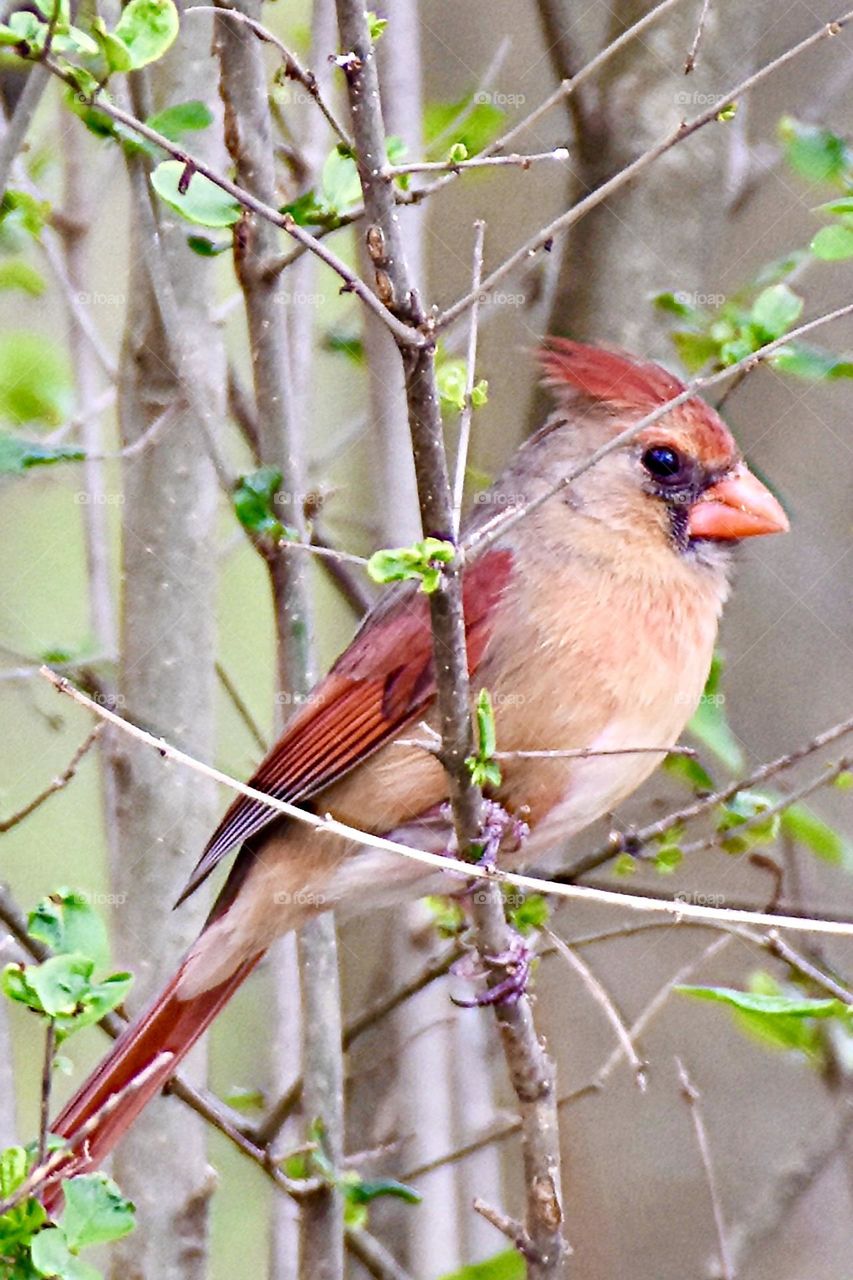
xmin=214 ymin=7 xmax=343 ymax=1279
xmin=333 ymin=3 xmax=567 ymax=1272
xmin=58 ymin=108 xmax=121 ymax=875
xmin=108 ymin=14 xmax=225 ymax=1278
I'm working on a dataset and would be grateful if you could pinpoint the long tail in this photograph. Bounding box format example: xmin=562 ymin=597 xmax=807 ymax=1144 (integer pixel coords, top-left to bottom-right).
xmin=42 ymin=950 xmax=264 ymax=1212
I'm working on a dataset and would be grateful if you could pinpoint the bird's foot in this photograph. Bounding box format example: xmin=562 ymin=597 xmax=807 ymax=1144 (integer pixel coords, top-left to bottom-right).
xmin=451 ymin=930 xmax=531 ymax=1007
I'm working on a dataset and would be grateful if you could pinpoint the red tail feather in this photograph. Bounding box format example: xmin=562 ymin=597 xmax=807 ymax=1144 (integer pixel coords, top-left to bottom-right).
xmin=42 ymin=952 xmax=263 ymax=1212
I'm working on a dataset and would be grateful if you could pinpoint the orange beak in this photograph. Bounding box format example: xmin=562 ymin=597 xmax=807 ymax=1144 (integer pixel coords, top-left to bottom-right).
xmin=688 ymin=463 xmax=789 ymax=541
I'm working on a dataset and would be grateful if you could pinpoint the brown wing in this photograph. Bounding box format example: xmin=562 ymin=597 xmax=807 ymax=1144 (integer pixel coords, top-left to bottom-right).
xmin=175 ymin=548 xmax=514 ymax=905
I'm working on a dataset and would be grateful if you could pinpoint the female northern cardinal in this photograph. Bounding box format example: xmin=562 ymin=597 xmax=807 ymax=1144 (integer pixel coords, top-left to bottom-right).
xmin=44 ymin=340 xmax=787 ymax=1197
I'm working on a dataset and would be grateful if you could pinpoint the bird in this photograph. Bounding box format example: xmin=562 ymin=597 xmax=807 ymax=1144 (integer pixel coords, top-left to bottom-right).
xmin=42 ymin=339 xmax=788 ymax=1201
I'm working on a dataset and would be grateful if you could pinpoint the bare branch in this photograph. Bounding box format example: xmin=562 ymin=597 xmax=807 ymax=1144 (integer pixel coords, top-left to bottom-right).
xmin=452 ymin=221 xmax=486 ymax=534
xmin=676 ymin=1058 xmax=735 ymax=1280
xmin=567 ymin=710 xmax=853 ymax=878
xmin=0 ymin=726 xmax=102 ymax=833
xmin=545 ymin=930 xmax=646 ymax=1090
xmin=466 ymin=299 xmax=853 ymax=558
xmin=436 ymin=10 xmax=853 ymax=329
xmin=186 ymin=3 xmax=353 ymax=149
xmin=384 ymin=148 xmax=570 ymax=177
xmin=39 ymin=668 xmax=853 ymax=938
xmin=684 ymin=0 xmax=713 ymax=73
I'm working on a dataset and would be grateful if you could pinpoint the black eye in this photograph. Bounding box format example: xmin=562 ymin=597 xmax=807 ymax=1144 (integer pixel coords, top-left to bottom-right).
xmin=642 ymin=446 xmax=684 ymax=481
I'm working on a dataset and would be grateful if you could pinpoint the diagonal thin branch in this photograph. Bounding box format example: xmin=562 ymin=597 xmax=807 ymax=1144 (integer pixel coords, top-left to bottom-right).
xmin=39 ymin=666 xmax=853 ymax=938
xmin=676 ymin=1058 xmax=735 ymax=1280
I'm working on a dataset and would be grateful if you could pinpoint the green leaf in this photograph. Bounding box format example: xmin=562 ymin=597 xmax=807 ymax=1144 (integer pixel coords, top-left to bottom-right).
xmin=677 ymin=983 xmax=847 ymax=1019
xmin=448 ymin=141 xmax=468 ymax=163
xmin=2 ymin=953 xmax=131 ymax=1038
xmin=232 ymin=467 xmax=288 ymax=540
xmin=28 ymin=891 xmax=110 ymax=969
xmin=323 ymin=329 xmax=364 ymax=363
xmin=0 ymin=259 xmax=45 ymax=296
xmin=716 ymin=789 xmax=779 ymax=854
xmin=31 ymin=1227 xmax=102 ymax=1280
xmin=151 ymin=161 xmax=241 ymax=228
xmin=671 ymin=330 xmax=719 ymax=373
xmin=662 ymin=751 xmax=715 ymax=793
xmin=810 ymin=223 xmax=853 ymax=260
xmin=281 ymin=189 xmax=330 ymax=227
xmin=506 ymin=892 xmax=549 ymax=934
xmin=780 ymin=803 xmax=851 ymax=865
xmin=653 ymin=844 xmax=683 ymax=874
xmin=60 ymin=1173 xmax=135 ymax=1249
xmin=0 ymin=333 xmax=73 ymax=426
xmin=687 ymin=654 xmax=744 ymax=772
xmin=771 ymin=342 xmax=853 ymax=380
xmin=471 ymin=379 xmax=488 ymax=407
xmin=112 ymin=0 xmax=179 ymax=69
xmin=0 ymin=190 xmax=50 ymax=247
xmin=0 ymin=437 xmax=84 ymax=474
xmin=749 ymin=283 xmax=803 ymax=340
xmin=320 ymin=146 xmax=362 ymax=214
xmin=439 ymin=1251 xmax=525 ymax=1280
xmin=341 ymin=1173 xmax=420 ymax=1206
xmin=0 ymin=1148 xmax=27 ymax=1199
xmin=437 ymin=358 xmax=469 ymax=413
xmin=367 ymin=537 xmax=455 ymax=594
xmin=778 ymin=116 xmax=852 ymax=185
xmin=89 ymin=16 xmax=133 ymax=71
xmin=424 ymin=97 xmax=504 ymax=158
xmin=366 ymin=11 xmax=387 ymax=41
xmin=474 ymin=688 xmax=497 ymax=758
xmin=146 ymin=100 xmax=213 ymax=141
xmin=6 ymin=953 xmax=94 ymax=1018
xmin=613 ymin=853 xmax=637 ymax=876
xmin=716 ymin=102 xmax=737 ymax=122
xmin=653 ymin=291 xmax=704 ymax=323
xmin=186 ymin=234 xmax=231 ymax=256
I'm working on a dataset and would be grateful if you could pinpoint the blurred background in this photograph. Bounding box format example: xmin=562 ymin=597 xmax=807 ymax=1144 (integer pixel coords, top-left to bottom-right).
xmin=0 ymin=0 xmax=852 ymax=1276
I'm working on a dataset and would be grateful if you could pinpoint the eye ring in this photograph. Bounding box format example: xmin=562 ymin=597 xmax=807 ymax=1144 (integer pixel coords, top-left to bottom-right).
xmin=641 ymin=445 xmax=685 ymax=482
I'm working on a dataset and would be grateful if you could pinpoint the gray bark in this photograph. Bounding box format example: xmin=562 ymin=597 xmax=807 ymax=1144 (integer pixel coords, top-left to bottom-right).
xmin=108 ymin=12 xmax=225 ymax=1278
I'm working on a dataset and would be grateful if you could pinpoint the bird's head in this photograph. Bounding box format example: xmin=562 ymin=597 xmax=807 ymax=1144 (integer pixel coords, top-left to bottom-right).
xmin=534 ymin=339 xmax=788 ymax=564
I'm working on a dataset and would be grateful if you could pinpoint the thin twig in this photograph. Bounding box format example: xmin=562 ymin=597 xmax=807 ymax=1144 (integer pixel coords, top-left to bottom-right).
xmin=185 ymin=3 xmax=353 ymax=149
xmin=0 ymin=64 xmax=51 ymax=197
xmin=436 ymin=10 xmax=853 ymax=328
xmin=37 ymin=55 xmax=423 ymax=349
xmin=453 ymin=221 xmax=485 ymax=534
xmin=404 ymin=934 xmax=732 ymax=1181
xmin=384 ymin=148 xmax=570 ymax=177
xmin=676 ymin=1058 xmax=735 ymax=1280
xmin=252 ymin=939 xmax=463 ymax=1145
xmin=215 ymin=661 xmax=267 ymax=754
xmin=466 ymin=300 xmax=853 ymax=558
xmin=684 ymin=0 xmax=713 ymax=73
xmin=0 ymin=726 xmax=102 ymax=833
xmin=566 ymin=711 xmax=853 ymax=878
xmin=39 ymin=668 xmax=853 ymax=938
xmin=473 ymin=1199 xmax=535 ymax=1257
xmin=545 ymin=930 xmax=646 ymax=1090
xmin=38 ymin=1022 xmax=56 ymax=1168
